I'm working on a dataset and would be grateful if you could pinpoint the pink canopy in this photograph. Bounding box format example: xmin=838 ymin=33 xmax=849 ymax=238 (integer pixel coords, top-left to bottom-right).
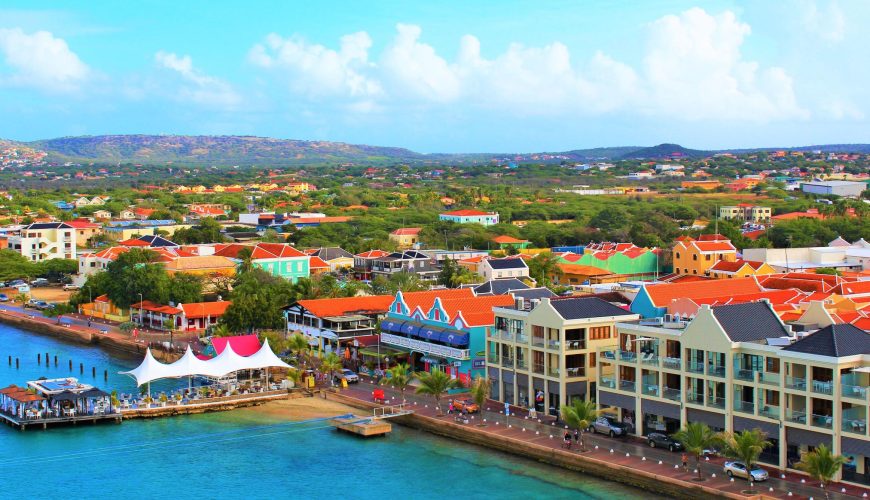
xmin=211 ymin=334 xmax=261 ymax=357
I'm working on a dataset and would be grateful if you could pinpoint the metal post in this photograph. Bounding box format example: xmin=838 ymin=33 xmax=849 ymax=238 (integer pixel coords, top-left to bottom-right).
xmin=138 ymin=293 xmax=143 ymax=327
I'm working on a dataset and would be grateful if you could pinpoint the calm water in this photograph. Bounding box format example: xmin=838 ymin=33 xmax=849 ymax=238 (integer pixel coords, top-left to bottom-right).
xmin=0 ymin=324 xmax=645 ymax=499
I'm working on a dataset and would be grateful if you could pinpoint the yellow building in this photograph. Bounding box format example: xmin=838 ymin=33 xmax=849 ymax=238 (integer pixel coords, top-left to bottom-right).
xmin=163 ymin=255 xmax=237 ymax=277
xmin=708 ymin=259 xmax=776 ymax=279
xmin=672 ymin=235 xmax=737 ymax=276
xmin=388 ymin=228 xmax=422 ymax=249
xmin=79 ymin=294 xmax=127 ymax=322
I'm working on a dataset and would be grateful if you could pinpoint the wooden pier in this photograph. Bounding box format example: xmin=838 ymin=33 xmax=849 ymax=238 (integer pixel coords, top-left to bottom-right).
xmin=0 ymin=410 xmax=121 ymax=430
xmin=330 ymin=415 xmax=392 ymax=437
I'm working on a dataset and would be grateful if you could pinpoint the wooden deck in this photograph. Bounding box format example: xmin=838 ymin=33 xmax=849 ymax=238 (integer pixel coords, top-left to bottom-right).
xmin=330 ymin=415 xmax=392 ymax=437
xmin=0 ymin=410 xmax=122 ymax=430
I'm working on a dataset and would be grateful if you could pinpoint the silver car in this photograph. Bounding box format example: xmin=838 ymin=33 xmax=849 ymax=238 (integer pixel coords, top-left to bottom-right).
xmin=724 ymin=461 xmax=768 ymax=482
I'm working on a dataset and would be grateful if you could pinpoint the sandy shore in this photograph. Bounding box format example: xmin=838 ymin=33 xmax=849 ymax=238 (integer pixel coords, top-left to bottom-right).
xmin=253 ymin=394 xmax=358 ymax=421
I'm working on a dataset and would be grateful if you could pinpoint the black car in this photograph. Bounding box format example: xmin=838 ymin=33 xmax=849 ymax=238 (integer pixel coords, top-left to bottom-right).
xmin=646 ymin=432 xmax=683 ymax=451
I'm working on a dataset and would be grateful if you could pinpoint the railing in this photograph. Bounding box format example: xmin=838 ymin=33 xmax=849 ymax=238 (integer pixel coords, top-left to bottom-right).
xmin=759 ymin=372 xmax=780 ymax=386
xmin=786 ymin=410 xmax=807 ymax=424
xmin=686 ymin=392 xmax=703 ymax=404
xmin=619 ymin=380 xmax=636 ymax=392
xmin=548 ymin=368 xmax=560 ymax=378
xmin=531 ymin=337 xmax=545 ymax=348
xmin=565 ymin=340 xmax=586 ymax=351
xmin=707 ymin=365 xmax=725 ymax=377
xmin=619 ymin=350 xmax=637 ymax=362
xmin=640 ymin=353 xmax=659 ymax=366
xmin=662 ymin=357 xmax=681 ymax=370
xmin=487 ymin=352 xmax=498 ymax=363
xmin=532 ymin=363 xmax=545 ymax=375
xmin=380 ymin=333 xmax=470 ymax=360
xmin=516 ymin=334 xmax=529 ymax=344
xmin=501 ymin=357 xmax=514 ymax=368
xmin=546 ymin=340 xmax=561 ymax=351
xmin=642 ymin=384 xmax=660 ymax=397
xmin=707 ymin=396 xmax=726 ymax=409
xmin=842 ymin=418 xmax=868 ymax=435
xmin=687 ymin=361 xmax=704 ymax=374
xmin=842 ymin=384 xmax=868 ymax=400
xmin=600 ymin=377 xmax=616 ymax=389
xmin=565 ymin=367 xmax=585 ymax=378
xmin=663 ymin=387 xmax=681 ymax=401
xmin=759 ymin=405 xmax=780 ymax=419
xmin=734 ymin=369 xmax=755 ymax=382
xmin=516 ymin=359 xmax=528 ymax=370
xmin=811 ymin=413 xmax=833 ymax=429
xmin=601 ymin=350 xmax=616 ymax=361
xmin=785 ymin=376 xmax=806 ymax=390
xmin=734 ymin=400 xmax=755 ymax=414
xmin=500 ymin=331 xmax=515 ymax=342
xmin=811 ymin=380 xmax=834 ymax=396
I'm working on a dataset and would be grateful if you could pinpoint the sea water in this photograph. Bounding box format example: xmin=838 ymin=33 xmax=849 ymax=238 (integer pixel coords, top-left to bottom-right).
xmin=0 ymin=324 xmax=646 ymax=499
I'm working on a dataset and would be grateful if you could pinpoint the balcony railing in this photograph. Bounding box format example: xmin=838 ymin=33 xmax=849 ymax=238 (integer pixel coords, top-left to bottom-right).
xmin=642 ymin=384 xmax=660 ymax=397
xmin=546 ymin=340 xmax=561 ymax=351
xmin=601 ymin=350 xmax=616 ymax=361
xmin=532 ymin=363 xmax=545 ymax=375
xmin=500 ymin=331 xmax=515 ymax=342
xmin=565 ymin=340 xmax=586 ymax=351
xmin=785 ymin=376 xmax=806 ymax=390
xmin=531 ymin=337 xmax=545 ymax=348
xmin=516 ymin=359 xmax=528 ymax=370
xmin=811 ymin=380 xmax=834 ymax=396
xmin=619 ymin=350 xmax=637 ymax=362
xmin=707 ymin=365 xmax=725 ymax=378
xmin=380 ymin=332 xmax=470 ymax=360
xmin=663 ymin=387 xmax=681 ymax=402
xmin=516 ymin=334 xmax=529 ymax=344
xmin=687 ymin=361 xmax=704 ymax=374
xmin=548 ymin=368 xmax=560 ymax=378
xmin=487 ymin=352 xmax=498 ymax=363
xmin=734 ymin=369 xmax=755 ymax=382
xmin=600 ymin=377 xmax=616 ymax=389
xmin=662 ymin=357 xmax=681 ymax=370
xmin=501 ymin=357 xmax=514 ymax=368
xmin=759 ymin=373 xmax=780 ymax=386
xmin=759 ymin=405 xmax=780 ymax=419
xmin=842 ymin=384 xmax=868 ymax=400
xmin=565 ymin=367 xmax=585 ymax=378
xmin=843 ymin=418 xmax=868 ymax=435
xmin=811 ymin=413 xmax=833 ymax=429
xmin=734 ymin=400 xmax=755 ymax=414
xmin=786 ymin=410 xmax=807 ymax=424
xmin=686 ymin=392 xmax=703 ymax=405
xmin=707 ymin=396 xmax=726 ymax=409
xmin=641 ymin=354 xmax=659 ymax=366
xmin=619 ymin=380 xmax=636 ymax=392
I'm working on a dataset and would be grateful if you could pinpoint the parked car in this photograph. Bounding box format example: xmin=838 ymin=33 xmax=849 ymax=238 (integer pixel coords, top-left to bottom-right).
xmin=451 ymin=397 xmax=480 ymax=414
xmin=592 ymin=416 xmax=631 ymax=437
xmin=25 ymin=300 xmax=51 ymax=310
xmin=0 ymin=293 xmax=8 ymax=302
xmin=9 ymin=279 xmax=25 ymax=287
xmin=723 ymin=461 xmax=768 ymax=482
xmin=62 ymin=284 xmax=80 ymax=291
xmin=30 ymin=278 xmax=50 ymax=287
xmin=0 ymin=282 xmax=6 ymax=288
xmin=335 ymin=368 xmax=359 ymax=384
xmin=646 ymin=432 xmax=683 ymax=451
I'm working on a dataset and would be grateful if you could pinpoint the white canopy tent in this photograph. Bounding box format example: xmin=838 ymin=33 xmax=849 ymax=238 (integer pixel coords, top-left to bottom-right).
xmin=120 ymin=341 xmax=292 ymax=387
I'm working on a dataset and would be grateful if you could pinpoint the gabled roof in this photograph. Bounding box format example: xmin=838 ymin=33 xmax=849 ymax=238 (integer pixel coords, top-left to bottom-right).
xmin=439 ymin=295 xmax=515 ymax=327
xmin=557 ymin=263 xmax=610 ymax=276
xmin=401 ymin=288 xmax=475 ymax=314
xmin=783 ymin=324 xmax=869 ymax=357
xmin=309 ymin=247 xmax=354 ymax=261
xmin=66 ymin=220 xmax=100 ymax=229
xmin=486 ymin=258 xmax=528 ymax=270
xmin=180 ymin=301 xmax=231 ymax=319
xmin=308 ymin=256 xmax=330 ymax=269
xmin=356 ymin=250 xmax=390 ymax=259
xmin=390 ymin=227 xmax=421 ymax=236
xmin=550 ymin=297 xmax=636 ymax=320
xmin=215 ymin=242 xmax=307 ymax=260
xmin=833 ymin=281 xmax=870 ymax=296
xmin=709 ymin=259 xmax=767 ymax=273
xmin=296 ymin=295 xmax=394 ymax=318
xmin=25 ymin=222 xmax=72 ymax=230
xmin=138 ymin=235 xmax=178 ymax=248
xmin=130 ymin=300 xmax=182 ymax=315
xmin=645 ymin=277 xmax=762 ymax=307
xmin=441 ymin=209 xmax=495 ymax=217
xmin=694 ymin=241 xmax=737 ymax=253
xmin=711 ymin=302 xmax=789 ymax=342
xmin=511 ymin=288 xmax=558 ymax=300
xmin=492 ymin=235 xmax=528 ymax=244
xmin=473 ymin=278 xmax=529 ymax=295
xmin=119 ymin=238 xmax=151 ymax=247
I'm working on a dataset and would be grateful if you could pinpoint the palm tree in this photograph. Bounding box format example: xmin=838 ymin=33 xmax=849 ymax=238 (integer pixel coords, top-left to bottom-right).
xmin=469 ymin=376 xmax=490 ymax=425
xmin=415 ymin=369 xmax=459 ymax=415
xmin=672 ymin=422 xmax=721 ymax=481
xmin=285 ymin=367 xmax=303 ymax=389
xmin=719 ymin=429 xmax=771 ymax=491
xmin=287 ymin=333 xmax=311 ymax=382
xmin=560 ymin=399 xmax=599 ymax=451
xmin=212 ymin=323 xmax=231 ymax=337
xmin=320 ymin=353 xmax=342 ymax=387
xmin=383 ymin=363 xmax=413 ymax=404
xmin=795 ymin=444 xmax=848 ymax=500
xmin=528 ymin=252 xmax=562 ymax=287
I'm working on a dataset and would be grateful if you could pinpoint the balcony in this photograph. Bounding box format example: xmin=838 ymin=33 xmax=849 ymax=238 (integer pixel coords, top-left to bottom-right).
xmin=842 ymin=384 xmax=868 ymax=400
xmin=662 ymin=357 xmax=681 ymax=370
xmin=785 ymin=376 xmax=806 ymax=390
xmin=516 ymin=334 xmax=529 ymax=344
xmin=842 ymin=418 xmax=868 ymax=435
xmin=707 ymin=365 xmax=726 ymax=378
xmin=532 ymin=363 xmax=545 ymax=375
xmin=641 ymin=353 xmax=659 ymax=366
xmin=734 ymin=369 xmax=755 ymax=382
xmin=759 ymin=373 xmax=780 ymax=386
xmin=516 ymin=359 xmax=528 ymax=370
xmin=687 ymin=361 xmax=704 ymax=374
xmin=810 ymin=414 xmax=833 ymax=430
xmin=380 ymin=332 xmax=470 ymax=360
xmin=619 ymin=380 xmax=636 ymax=392
xmin=531 ymin=337 xmax=545 ymax=348
xmin=707 ymin=396 xmax=726 ymax=409
xmin=759 ymin=405 xmax=780 ymax=419
xmin=619 ymin=350 xmax=637 ymax=363
xmin=600 ymin=377 xmax=616 ymax=389
xmin=734 ymin=400 xmax=755 ymax=415
xmin=786 ymin=410 xmax=808 ymax=424
xmin=499 ymin=331 xmax=515 ymax=342
xmin=663 ymin=387 xmax=681 ymax=402
xmin=811 ymin=380 xmax=833 ymax=396
xmin=501 ymin=357 xmax=514 ymax=368
xmin=548 ymin=367 xmax=560 ymax=378
xmin=686 ymin=392 xmax=703 ymax=405
xmin=601 ymin=350 xmax=616 ymax=361
xmin=565 ymin=367 xmax=585 ymax=378
xmin=642 ymin=384 xmax=660 ymax=397
xmin=487 ymin=352 xmax=498 ymax=363
xmin=546 ymin=340 xmax=561 ymax=351
xmin=565 ymin=340 xmax=586 ymax=351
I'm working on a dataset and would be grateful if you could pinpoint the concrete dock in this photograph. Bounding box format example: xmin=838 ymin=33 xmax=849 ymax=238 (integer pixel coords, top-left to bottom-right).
xmin=330 ymin=414 xmax=392 ymax=437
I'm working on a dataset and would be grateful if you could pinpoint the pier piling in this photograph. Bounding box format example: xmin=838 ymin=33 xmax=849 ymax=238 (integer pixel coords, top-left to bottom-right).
xmin=69 ymin=359 xmax=72 ymax=370
xmin=45 ymin=352 xmax=49 ymax=366
xmin=38 ymin=353 xmax=41 ymax=364
xmin=15 ymin=358 xmax=19 ymax=369
xmin=79 ymin=363 xmax=83 ymax=374
xmin=92 ymin=366 xmax=96 ymax=377
xmin=54 ymin=355 xmax=57 ymax=366
xmin=7 ymin=355 xmax=10 ymax=365
xmin=104 ymin=370 xmax=108 ymax=380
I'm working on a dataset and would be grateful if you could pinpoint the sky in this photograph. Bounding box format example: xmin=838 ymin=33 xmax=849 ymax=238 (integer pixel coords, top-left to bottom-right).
xmin=0 ymin=0 xmax=868 ymax=153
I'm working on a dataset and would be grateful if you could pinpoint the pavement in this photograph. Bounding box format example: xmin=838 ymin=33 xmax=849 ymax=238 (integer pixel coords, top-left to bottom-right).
xmin=342 ymin=378 xmax=870 ymax=500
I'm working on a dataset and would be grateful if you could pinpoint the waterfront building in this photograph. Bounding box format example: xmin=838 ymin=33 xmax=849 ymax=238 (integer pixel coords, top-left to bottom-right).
xmin=389 ymin=227 xmax=422 ymax=249
xmin=439 ymin=209 xmax=500 ymax=226
xmin=488 ymin=296 xmax=639 ymax=415
xmin=213 ymin=243 xmax=310 ymax=282
xmin=78 ymin=294 xmax=127 ymax=322
xmin=596 ymin=301 xmax=870 ymax=486
xmin=283 ymin=295 xmax=393 ymax=352
xmin=8 ymin=222 xmax=76 ymax=261
xmin=129 ymin=300 xmax=230 ymax=332
xmin=672 ymin=234 xmax=737 ymax=276
xmin=380 ymin=289 xmax=514 ymax=384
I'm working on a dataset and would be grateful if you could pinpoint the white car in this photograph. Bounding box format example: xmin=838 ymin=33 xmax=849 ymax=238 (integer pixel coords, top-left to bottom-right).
xmin=62 ymin=284 xmax=80 ymax=291
xmin=724 ymin=461 xmax=768 ymax=482
xmin=336 ymin=369 xmax=359 ymax=384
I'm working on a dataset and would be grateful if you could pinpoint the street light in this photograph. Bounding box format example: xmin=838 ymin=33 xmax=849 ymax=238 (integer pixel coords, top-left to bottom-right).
xmin=137 ymin=292 xmax=143 ymax=328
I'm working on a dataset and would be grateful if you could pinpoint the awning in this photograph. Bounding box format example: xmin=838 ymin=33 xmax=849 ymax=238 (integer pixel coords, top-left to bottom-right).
xmin=49 ymin=390 xmax=81 ymax=402
xmin=81 ymin=388 xmax=110 ymax=399
xmin=641 ymin=399 xmax=680 ymax=420
xmin=598 ymin=390 xmax=636 ymax=410
xmin=380 ymin=319 xmax=404 ymax=333
xmin=441 ymin=330 xmax=469 ymax=347
xmin=400 ymin=322 xmax=421 ymax=337
xmin=419 ymin=326 xmax=441 ymax=341
xmin=421 ymin=356 xmax=446 ymax=364
xmin=733 ymin=416 xmax=778 ymax=436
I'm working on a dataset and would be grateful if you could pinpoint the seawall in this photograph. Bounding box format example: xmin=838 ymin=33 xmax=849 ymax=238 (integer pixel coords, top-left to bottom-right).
xmin=122 ymin=391 xmax=294 ymax=419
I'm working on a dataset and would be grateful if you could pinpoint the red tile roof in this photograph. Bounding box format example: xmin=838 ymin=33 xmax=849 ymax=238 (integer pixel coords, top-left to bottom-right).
xmin=66 ymin=219 xmax=100 ymax=229
xmin=492 ymin=235 xmax=528 ymax=244
xmin=119 ymin=239 xmax=151 ymax=247
xmin=439 ymin=295 xmax=515 ymax=327
xmin=557 ymin=263 xmax=610 ymax=276
xmin=401 ymin=288 xmax=475 ymax=314
xmin=180 ymin=301 xmax=231 ymax=319
xmin=645 ymin=277 xmax=762 ymax=307
xmin=356 ymin=250 xmax=390 ymax=258
xmin=710 ymin=259 xmax=767 ymax=273
xmin=130 ymin=300 xmax=182 ymax=315
xmin=441 ymin=209 xmax=494 ymax=217
xmin=308 ymin=256 xmax=330 ymax=269
xmin=833 ymin=281 xmax=870 ymax=296
xmin=297 ymin=295 xmax=394 ymax=318
xmin=694 ymin=241 xmax=736 ymax=252
xmin=391 ymin=227 xmax=421 ymax=236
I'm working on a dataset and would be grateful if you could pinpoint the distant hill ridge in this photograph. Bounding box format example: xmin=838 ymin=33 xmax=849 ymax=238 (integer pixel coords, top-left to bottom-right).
xmin=2 ymin=134 xmax=870 ymax=165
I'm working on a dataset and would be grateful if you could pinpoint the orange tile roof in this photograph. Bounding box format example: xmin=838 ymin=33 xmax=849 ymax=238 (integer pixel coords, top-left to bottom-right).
xmin=119 ymin=239 xmax=151 ymax=247
xmin=214 ymin=242 xmax=305 ymax=260
xmin=131 ymin=300 xmax=182 ymax=315
xmin=401 ymin=288 xmax=475 ymax=314
xmin=834 ymin=281 xmax=870 ymax=296
xmin=557 ymin=263 xmax=610 ymax=276
xmin=180 ymin=301 xmax=231 ymax=319
xmin=308 ymin=256 xmax=330 ymax=269
xmin=297 ymin=295 xmax=394 ymax=318
xmin=390 ymin=227 xmax=422 ymax=236
xmin=439 ymin=295 xmax=515 ymax=327
xmin=645 ymin=277 xmax=761 ymax=307
xmin=694 ymin=241 xmax=736 ymax=252
xmin=492 ymin=235 xmax=528 ymax=244
xmin=134 ymin=207 xmax=155 ymax=217
xmin=356 ymin=250 xmax=390 ymax=258
xmin=693 ymin=288 xmax=805 ymax=307
xmin=66 ymin=219 xmax=100 ymax=229
xmin=710 ymin=259 xmax=767 ymax=273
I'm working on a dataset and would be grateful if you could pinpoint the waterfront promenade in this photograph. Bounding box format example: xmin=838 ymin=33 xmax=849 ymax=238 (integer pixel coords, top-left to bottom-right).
xmin=334 ymin=380 xmax=870 ymax=500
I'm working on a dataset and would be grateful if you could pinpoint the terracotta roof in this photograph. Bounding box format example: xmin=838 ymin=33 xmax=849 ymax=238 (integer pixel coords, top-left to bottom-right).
xmin=180 ymin=301 xmax=230 ymax=319
xmin=834 ymin=281 xmax=870 ymax=296
xmin=441 ymin=209 xmax=495 ymax=217
xmin=556 ymin=263 xmax=610 ymax=276
xmin=697 ymin=234 xmax=729 ymax=241
xmin=743 ymin=229 xmax=766 ymax=241
xmin=131 ymin=300 xmax=182 ymax=315
xmin=94 ymin=294 xmax=110 ymax=303
xmin=390 ymin=227 xmax=421 ymax=236
xmin=190 ymin=206 xmax=226 ymax=216
xmin=439 ymin=295 xmax=515 ymax=327
xmin=119 ymin=239 xmax=151 ymax=247
xmin=214 ymin=242 xmax=306 ymax=260
xmin=297 ymin=295 xmax=394 ymax=318
xmin=492 ymin=235 xmax=528 ymax=244
xmin=66 ymin=220 xmax=100 ymax=229
xmin=401 ymin=288 xmax=475 ymax=314
xmin=133 ymin=208 xmax=155 ymax=217
xmin=709 ymin=259 xmax=767 ymax=273
xmin=164 ymin=256 xmax=237 ymax=271
xmin=645 ymin=277 xmax=761 ymax=307
xmin=308 ymin=256 xmax=330 ymax=269
xmin=694 ymin=241 xmax=736 ymax=252
xmin=356 ymin=250 xmax=390 ymax=259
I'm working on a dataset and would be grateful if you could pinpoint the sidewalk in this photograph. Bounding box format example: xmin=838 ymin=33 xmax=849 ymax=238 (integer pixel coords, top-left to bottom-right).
xmin=342 ymin=380 xmax=870 ymax=500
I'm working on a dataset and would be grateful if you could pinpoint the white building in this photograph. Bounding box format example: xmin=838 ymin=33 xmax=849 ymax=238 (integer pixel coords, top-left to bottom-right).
xmin=8 ymin=222 xmax=77 ymax=261
xmin=479 ymin=257 xmax=530 ymax=281
xmin=801 ymin=181 xmax=866 ymax=198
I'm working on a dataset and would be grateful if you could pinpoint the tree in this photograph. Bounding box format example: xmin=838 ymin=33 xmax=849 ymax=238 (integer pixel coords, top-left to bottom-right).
xmin=794 ymin=444 xmax=848 ymax=500
xmin=672 ymin=422 xmax=721 ymax=481
xmin=42 ymin=303 xmax=75 ymax=324
xmin=104 ymin=249 xmax=171 ymax=308
xmin=382 ymin=363 xmax=413 ymax=404
xmin=469 ymin=376 xmax=490 ymax=424
xmin=415 ymin=369 xmax=459 ymax=415
xmin=371 ymin=272 xmax=428 ymax=295
xmin=287 ymin=333 xmax=312 ymax=374
xmin=719 ymin=429 xmax=771 ymax=490
xmin=34 ymin=259 xmax=78 ymax=281
xmin=260 ymin=229 xmax=281 ymax=243
xmin=560 ymin=399 xmax=599 ymax=451
xmin=220 ymin=268 xmax=296 ymax=332
xmin=0 ymin=250 xmax=36 ymax=281
xmin=528 ymin=252 xmax=561 ymax=287
xmin=320 ymin=353 xmax=343 ymax=386
xmin=167 ymin=273 xmax=203 ymax=304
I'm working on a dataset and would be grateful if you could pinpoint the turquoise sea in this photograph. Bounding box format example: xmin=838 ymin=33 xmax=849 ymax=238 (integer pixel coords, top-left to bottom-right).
xmin=0 ymin=324 xmax=645 ymax=499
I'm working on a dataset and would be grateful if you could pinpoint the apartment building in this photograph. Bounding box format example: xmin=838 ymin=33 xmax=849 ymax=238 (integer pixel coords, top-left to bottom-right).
xmin=719 ymin=204 xmax=771 ymax=223
xmin=672 ymin=234 xmax=737 ymax=276
xmin=8 ymin=222 xmax=76 ymax=261
xmin=478 ymin=257 xmax=530 ymax=281
xmin=488 ymin=296 xmax=639 ymax=415
xmin=596 ymin=301 xmax=870 ymax=486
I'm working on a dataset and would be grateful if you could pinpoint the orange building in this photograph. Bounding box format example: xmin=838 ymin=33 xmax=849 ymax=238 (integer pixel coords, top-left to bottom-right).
xmin=672 ymin=234 xmax=737 ymax=276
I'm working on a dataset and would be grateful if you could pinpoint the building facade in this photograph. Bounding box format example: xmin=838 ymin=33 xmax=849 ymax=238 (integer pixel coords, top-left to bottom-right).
xmin=8 ymin=222 xmax=76 ymax=261
xmin=439 ymin=209 xmax=500 ymax=226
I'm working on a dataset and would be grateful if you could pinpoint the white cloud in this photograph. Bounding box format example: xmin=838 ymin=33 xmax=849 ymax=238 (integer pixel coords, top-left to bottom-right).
xmin=0 ymin=28 xmax=89 ymax=92
xmin=800 ymin=0 xmax=846 ymax=42
xmin=248 ymin=31 xmax=381 ymax=100
xmin=155 ymin=51 xmax=240 ymax=108
xmin=380 ymin=23 xmax=460 ymax=102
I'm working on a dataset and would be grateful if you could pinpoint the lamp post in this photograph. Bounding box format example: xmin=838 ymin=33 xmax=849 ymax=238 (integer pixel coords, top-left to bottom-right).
xmin=138 ymin=292 xmax=143 ymax=328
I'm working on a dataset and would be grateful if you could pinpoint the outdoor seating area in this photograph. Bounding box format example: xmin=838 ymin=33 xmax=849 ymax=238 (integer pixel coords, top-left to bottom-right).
xmin=0 ymin=378 xmax=120 ymax=428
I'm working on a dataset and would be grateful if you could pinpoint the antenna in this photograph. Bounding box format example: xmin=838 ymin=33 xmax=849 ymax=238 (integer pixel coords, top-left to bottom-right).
xmin=714 ymin=204 xmax=718 ymax=237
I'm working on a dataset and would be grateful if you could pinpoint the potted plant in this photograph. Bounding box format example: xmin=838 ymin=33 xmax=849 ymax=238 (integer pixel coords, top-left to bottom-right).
xmin=110 ymin=390 xmax=120 ymax=411
xmin=159 ymin=393 xmax=168 ymax=407
xmin=174 ymin=393 xmax=183 ymax=404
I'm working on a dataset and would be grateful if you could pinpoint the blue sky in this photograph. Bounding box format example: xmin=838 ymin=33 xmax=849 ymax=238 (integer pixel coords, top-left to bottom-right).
xmin=0 ymin=1 xmax=867 ymax=152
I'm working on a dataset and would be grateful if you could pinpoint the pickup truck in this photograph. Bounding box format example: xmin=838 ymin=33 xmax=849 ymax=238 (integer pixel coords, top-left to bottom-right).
xmin=591 ymin=416 xmax=632 ymax=437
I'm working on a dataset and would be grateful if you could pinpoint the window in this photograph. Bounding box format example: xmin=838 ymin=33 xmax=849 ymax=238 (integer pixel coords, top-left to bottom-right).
xmin=693 ymin=254 xmax=698 ymax=261
xmin=589 ymin=326 xmax=611 ymax=340
xmin=589 ymin=352 xmax=597 ymax=368
xmin=675 ymin=252 xmax=681 ymax=259
xmin=705 ymin=254 xmax=711 ymax=261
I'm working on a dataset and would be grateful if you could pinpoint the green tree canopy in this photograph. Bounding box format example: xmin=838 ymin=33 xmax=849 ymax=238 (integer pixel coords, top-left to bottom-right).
xmin=220 ymin=268 xmax=296 ymax=332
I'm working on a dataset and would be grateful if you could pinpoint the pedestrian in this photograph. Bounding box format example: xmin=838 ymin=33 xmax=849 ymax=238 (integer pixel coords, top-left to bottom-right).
xmin=681 ymin=452 xmax=688 ymax=471
xmin=573 ymin=429 xmax=579 ymax=447
xmin=448 ymin=401 xmax=454 ymax=414
xmin=563 ymin=431 xmax=572 ymax=449
xmin=87 ymin=319 xmax=91 ymax=328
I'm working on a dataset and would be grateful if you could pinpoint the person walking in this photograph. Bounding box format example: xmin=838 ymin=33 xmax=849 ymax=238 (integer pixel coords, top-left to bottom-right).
xmin=573 ymin=429 xmax=579 ymax=448
xmin=448 ymin=401 xmax=455 ymax=415
xmin=681 ymin=452 xmax=689 ymax=471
